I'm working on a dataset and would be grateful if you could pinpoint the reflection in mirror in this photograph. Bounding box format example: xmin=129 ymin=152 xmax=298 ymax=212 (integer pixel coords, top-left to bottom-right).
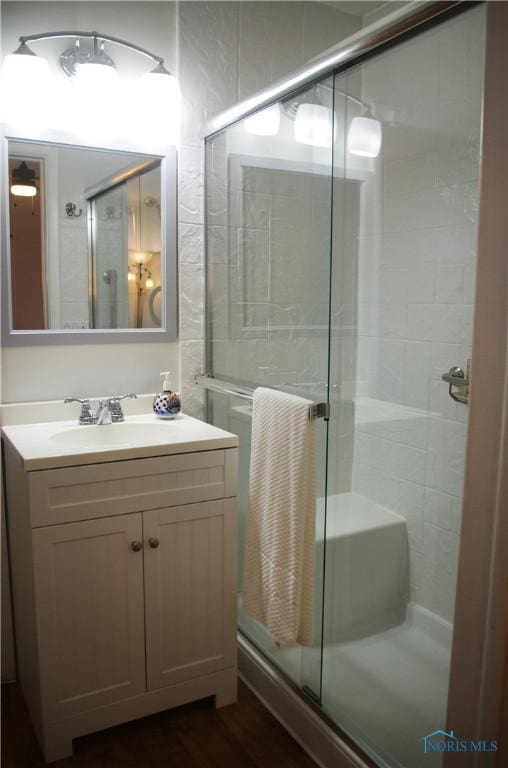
xmin=7 ymin=140 xmax=163 ymax=331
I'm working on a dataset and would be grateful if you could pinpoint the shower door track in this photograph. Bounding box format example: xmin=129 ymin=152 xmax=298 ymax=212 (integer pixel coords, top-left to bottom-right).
xmin=238 ymin=632 xmax=377 ymax=768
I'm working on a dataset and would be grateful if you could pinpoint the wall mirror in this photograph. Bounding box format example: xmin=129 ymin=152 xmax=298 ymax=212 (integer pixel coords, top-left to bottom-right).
xmin=2 ymin=137 xmax=177 ymax=344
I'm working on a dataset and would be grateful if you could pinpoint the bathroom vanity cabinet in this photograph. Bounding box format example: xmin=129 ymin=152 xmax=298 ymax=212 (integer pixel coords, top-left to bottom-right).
xmin=3 ymin=417 xmax=238 ymax=762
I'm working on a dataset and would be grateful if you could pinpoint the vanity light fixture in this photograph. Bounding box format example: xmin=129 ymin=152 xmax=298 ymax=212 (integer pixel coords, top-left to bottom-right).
xmin=3 ymin=40 xmax=49 ymax=86
xmin=2 ymin=42 xmax=49 ymax=126
xmin=2 ymin=31 xmax=180 ymax=143
xmin=10 ymin=161 xmax=38 ymax=197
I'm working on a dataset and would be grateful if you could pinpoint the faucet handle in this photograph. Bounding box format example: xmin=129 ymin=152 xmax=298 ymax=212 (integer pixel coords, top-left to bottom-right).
xmin=108 ymin=394 xmax=137 ymax=423
xmin=106 ymin=394 xmax=136 ymax=423
xmin=64 ymin=397 xmax=94 ymax=425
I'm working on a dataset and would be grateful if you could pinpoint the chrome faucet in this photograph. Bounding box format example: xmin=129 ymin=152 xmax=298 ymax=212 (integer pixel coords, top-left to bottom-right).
xmin=65 ymin=394 xmax=137 ymax=425
xmin=94 ymin=399 xmax=113 ymax=425
xmin=64 ymin=397 xmax=95 ymax=425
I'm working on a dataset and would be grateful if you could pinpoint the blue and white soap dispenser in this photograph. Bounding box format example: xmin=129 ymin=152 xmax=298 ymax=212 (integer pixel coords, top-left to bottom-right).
xmin=153 ymin=371 xmax=181 ymax=419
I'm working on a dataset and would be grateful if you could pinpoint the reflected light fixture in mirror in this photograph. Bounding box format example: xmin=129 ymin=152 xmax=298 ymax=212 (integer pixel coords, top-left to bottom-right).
xmin=347 ymin=113 xmax=382 ymax=158
xmin=294 ymin=103 xmax=333 ymax=148
xmin=244 ymin=103 xmax=281 ymax=136
xmin=128 ymin=251 xmax=156 ymax=328
xmin=10 ymin=161 xmax=37 ymax=197
xmin=1 ymin=32 xmax=180 ymax=145
xmin=129 ymin=249 xmax=152 ymax=265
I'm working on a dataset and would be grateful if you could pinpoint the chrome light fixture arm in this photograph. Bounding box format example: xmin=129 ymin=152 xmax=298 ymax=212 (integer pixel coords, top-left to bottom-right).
xmin=16 ymin=30 xmax=171 ymax=71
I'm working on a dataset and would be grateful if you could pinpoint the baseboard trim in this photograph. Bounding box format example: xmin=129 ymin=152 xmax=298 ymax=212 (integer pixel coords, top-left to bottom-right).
xmin=237 ymin=633 xmax=373 ymax=768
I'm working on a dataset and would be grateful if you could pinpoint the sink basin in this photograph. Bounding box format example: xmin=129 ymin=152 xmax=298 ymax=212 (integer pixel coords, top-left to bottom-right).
xmin=50 ymin=421 xmax=175 ymax=448
xmin=1 ymin=413 xmax=238 ymax=471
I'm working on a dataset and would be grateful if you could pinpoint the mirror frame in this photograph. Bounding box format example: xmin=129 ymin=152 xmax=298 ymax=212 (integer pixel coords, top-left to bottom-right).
xmin=1 ymin=126 xmax=177 ymax=345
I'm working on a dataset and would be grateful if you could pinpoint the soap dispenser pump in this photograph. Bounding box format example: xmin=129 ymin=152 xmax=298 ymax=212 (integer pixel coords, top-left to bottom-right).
xmin=153 ymin=371 xmax=181 ymax=419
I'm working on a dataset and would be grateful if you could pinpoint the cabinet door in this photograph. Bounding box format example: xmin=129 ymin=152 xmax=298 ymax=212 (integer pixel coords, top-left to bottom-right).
xmin=144 ymin=499 xmax=236 ymax=690
xmin=32 ymin=514 xmax=146 ymax=720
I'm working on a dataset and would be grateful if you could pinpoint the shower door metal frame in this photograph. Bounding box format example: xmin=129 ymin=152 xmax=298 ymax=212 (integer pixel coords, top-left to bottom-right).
xmin=87 ymin=189 xmax=127 ymax=331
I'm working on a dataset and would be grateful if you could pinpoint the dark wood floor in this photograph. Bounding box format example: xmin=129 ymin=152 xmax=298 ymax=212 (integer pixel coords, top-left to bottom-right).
xmin=1 ymin=679 xmax=319 ymax=768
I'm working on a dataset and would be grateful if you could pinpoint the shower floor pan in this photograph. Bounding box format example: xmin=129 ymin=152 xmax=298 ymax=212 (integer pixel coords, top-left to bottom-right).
xmin=239 ymin=491 xmax=452 ymax=768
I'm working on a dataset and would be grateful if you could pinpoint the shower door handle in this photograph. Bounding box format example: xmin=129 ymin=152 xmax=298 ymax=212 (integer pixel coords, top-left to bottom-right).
xmin=441 ymin=362 xmax=470 ymax=405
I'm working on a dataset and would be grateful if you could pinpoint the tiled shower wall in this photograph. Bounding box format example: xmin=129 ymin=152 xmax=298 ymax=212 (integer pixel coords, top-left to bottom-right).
xmin=178 ymin=1 xmax=360 ymax=417
xmin=210 ymin=164 xmax=332 ymax=387
xmin=350 ymin=7 xmax=485 ymax=621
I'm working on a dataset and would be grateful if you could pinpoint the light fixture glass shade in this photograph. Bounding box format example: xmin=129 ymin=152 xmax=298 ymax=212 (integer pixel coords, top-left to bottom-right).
xmin=244 ymin=104 xmax=280 ymax=136
xmin=1 ymin=45 xmax=50 ymax=124
xmin=75 ymin=60 xmax=118 ymax=88
xmin=10 ymin=183 xmax=37 ymax=197
xmin=347 ymin=115 xmax=382 ymax=158
xmin=145 ymin=277 xmax=154 ymax=289
xmin=2 ymin=49 xmax=49 ymax=82
xmin=73 ymin=60 xmax=118 ymax=138
xmin=138 ymin=68 xmax=181 ymax=145
xmin=294 ymin=103 xmax=333 ymax=148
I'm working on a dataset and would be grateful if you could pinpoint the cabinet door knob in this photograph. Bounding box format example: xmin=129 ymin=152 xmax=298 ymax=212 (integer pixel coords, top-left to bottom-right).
xmin=148 ymin=537 xmax=160 ymax=549
xmin=130 ymin=540 xmax=142 ymax=552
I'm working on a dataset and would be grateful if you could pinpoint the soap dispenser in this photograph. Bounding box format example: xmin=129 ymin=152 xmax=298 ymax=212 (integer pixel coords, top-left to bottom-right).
xmin=153 ymin=371 xmax=181 ymax=419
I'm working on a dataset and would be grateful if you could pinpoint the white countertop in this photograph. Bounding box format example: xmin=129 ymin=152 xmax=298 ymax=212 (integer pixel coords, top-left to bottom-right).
xmin=2 ymin=413 xmax=239 ymax=471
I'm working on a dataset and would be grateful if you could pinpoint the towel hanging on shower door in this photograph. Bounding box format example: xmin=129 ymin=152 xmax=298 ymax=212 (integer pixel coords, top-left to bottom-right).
xmin=243 ymin=387 xmax=316 ymax=646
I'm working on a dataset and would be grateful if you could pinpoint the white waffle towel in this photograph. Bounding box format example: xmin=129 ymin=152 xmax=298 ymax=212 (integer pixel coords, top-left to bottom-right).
xmin=243 ymin=387 xmax=315 ymax=646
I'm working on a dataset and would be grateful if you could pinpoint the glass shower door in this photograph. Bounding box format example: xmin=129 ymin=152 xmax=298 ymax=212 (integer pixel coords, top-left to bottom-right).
xmin=90 ymin=185 xmax=129 ymax=329
xmin=323 ymin=6 xmax=486 ymax=767
xmin=205 ymin=76 xmax=335 ymax=703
